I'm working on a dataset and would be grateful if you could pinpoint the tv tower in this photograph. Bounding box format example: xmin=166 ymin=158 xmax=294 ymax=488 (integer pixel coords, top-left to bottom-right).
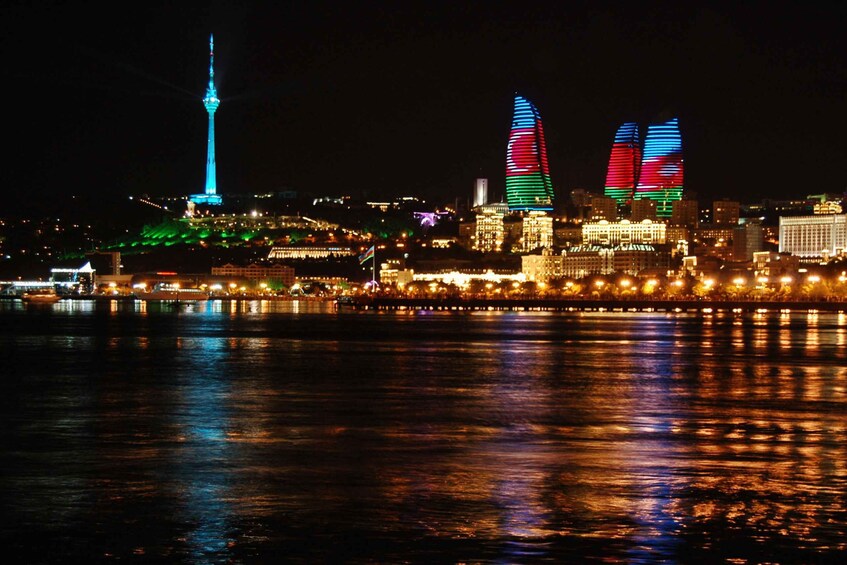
xmin=190 ymin=34 xmax=223 ymax=206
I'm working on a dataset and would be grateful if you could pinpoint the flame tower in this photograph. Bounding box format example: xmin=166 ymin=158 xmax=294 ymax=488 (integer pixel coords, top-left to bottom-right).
xmin=190 ymin=34 xmax=223 ymax=206
xmin=634 ymin=117 xmax=683 ymax=218
xmin=505 ymin=95 xmax=554 ymax=211
xmin=604 ymin=122 xmax=641 ymax=206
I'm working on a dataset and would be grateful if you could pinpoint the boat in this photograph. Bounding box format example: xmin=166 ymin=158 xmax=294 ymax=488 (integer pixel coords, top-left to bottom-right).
xmin=21 ymin=288 xmax=62 ymax=304
xmin=134 ymin=283 xmax=209 ymax=302
xmin=335 ymin=295 xmax=356 ymax=306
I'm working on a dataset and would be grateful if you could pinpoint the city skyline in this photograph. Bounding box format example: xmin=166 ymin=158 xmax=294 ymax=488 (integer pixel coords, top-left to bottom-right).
xmin=5 ymin=1 xmax=846 ymax=215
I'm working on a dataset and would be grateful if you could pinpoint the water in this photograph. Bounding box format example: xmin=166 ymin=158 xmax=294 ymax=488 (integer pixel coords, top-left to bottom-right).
xmin=1 ymin=299 xmax=846 ymax=563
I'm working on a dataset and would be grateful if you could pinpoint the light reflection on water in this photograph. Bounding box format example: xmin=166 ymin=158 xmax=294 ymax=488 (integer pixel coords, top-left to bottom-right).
xmin=1 ymin=302 xmax=846 ymax=562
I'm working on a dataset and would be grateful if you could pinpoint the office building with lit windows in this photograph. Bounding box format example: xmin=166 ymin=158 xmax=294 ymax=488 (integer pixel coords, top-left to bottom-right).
xmin=713 ymin=200 xmax=740 ymax=225
xmin=474 ymin=205 xmax=506 ymax=252
xmin=779 ymin=214 xmax=847 ymax=261
xmin=671 ymin=199 xmax=699 ymax=227
xmin=521 ymin=211 xmax=554 ymax=251
xmin=630 ymin=198 xmax=657 ymax=222
xmin=505 ymin=95 xmax=554 ymax=211
xmin=589 ymin=195 xmax=618 ymax=222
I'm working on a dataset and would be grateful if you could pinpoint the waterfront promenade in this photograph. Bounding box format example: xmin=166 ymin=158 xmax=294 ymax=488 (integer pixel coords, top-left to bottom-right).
xmin=4 ymin=294 xmax=847 ymax=313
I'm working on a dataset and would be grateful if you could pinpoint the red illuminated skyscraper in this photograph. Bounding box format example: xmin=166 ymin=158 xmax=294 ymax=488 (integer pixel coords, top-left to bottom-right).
xmin=604 ymin=122 xmax=641 ymax=206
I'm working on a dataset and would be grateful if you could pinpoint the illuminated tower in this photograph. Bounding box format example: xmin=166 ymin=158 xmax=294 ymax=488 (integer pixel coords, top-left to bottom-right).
xmin=505 ymin=95 xmax=554 ymax=211
xmin=190 ymin=34 xmax=223 ymax=206
xmin=604 ymin=122 xmax=641 ymax=206
xmin=634 ymin=117 xmax=683 ymax=218
xmin=473 ymin=178 xmax=489 ymax=208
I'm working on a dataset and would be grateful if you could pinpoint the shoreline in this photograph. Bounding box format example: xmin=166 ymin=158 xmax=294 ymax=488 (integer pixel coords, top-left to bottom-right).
xmin=350 ymin=297 xmax=847 ymax=313
xmin=3 ymin=294 xmax=847 ymax=313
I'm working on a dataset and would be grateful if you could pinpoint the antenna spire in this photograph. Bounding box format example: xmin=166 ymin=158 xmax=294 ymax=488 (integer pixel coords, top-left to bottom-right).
xmin=207 ymin=34 xmax=216 ymax=97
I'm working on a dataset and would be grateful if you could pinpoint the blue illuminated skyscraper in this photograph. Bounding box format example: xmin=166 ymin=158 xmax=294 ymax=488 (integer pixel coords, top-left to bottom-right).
xmin=190 ymin=34 xmax=223 ymax=206
xmin=634 ymin=118 xmax=683 ymax=218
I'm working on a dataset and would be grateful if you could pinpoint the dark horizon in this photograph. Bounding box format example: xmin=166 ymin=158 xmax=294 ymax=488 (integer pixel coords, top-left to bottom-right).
xmin=6 ymin=1 xmax=846 ymax=213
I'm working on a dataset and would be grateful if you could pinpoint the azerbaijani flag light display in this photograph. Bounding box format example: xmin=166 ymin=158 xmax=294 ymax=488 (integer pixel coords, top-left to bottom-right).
xmin=505 ymin=95 xmax=554 ymax=211
xmin=634 ymin=117 xmax=683 ymax=218
xmin=359 ymin=245 xmax=375 ymax=265
xmin=604 ymin=122 xmax=641 ymax=206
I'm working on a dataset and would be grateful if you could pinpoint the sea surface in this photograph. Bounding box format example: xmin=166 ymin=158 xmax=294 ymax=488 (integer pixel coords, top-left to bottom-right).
xmin=1 ymin=299 xmax=845 ymax=564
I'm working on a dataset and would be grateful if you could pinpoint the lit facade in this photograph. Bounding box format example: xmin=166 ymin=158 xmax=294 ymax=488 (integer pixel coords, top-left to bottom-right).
xmin=408 ymin=270 xmax=526 ymax=287
xmin=560 ymin=243 xmax=667 ymax=277
xmin=267 ymin=246 xmax=357 ymax=260
xmin=612 ymin=244 xmax=669 ymax=275
xmin=582 ymin=219 xmax=667 ymax=246
xmin=692 ymin=226 xmax=734 ymax=245
xmin=505 ymin=95 xmax=554 ymax=211
xmin=521 ymin=211 xmax=554 ymax=251
xmin=561 ymin=245 xmax=615 ymax=278
xmin=522 ymin=248 xmax=563 ymax=282
xmin=211 ymin=263 xmax=295 ymax=287
xmin=191 ymin=35 xmax=223 ymax=206
xmin=634 ymin=118 xmax=683 ymax=218
xmin=779 ymin=214 xmax=847 ymax=261
xmin=474 ymin=206 xmax=506 ymax=252
xmin=814 ymin=200 xmax=843 ymax=214
xmin=473 ymin=178 xmax=489 ymax=208
xmin=604 ymin=122 xmax=641 ymax=205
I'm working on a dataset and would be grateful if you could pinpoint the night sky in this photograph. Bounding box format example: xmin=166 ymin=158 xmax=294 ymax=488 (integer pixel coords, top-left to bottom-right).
xmin=5 ymin=1 xmax=846 ymax=214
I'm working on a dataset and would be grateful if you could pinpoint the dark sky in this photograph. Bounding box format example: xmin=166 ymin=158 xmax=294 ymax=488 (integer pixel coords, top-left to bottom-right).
xmin=4 ymin=1 xmax=846 ymax=213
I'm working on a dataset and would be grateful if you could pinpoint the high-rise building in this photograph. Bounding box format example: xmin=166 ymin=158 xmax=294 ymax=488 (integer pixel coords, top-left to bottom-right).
xmin=521 ymin=211 xmax=554 ymax=252
xmin=474 ymin=205 xmax=507 ymax=252
xmin=732 ymin=222 xmax=765 ymax=261
xmin=589 ymin=195 xmax=618 ymax=222
xmin=630 ymin=198 xmax=657 ymax=222
xmin=505 ymin=95 xmax=554 ymax=211
xmin=604 ymin=122 xmax=641 ymax=206
xmin=473 ymin=178 xmax=489 ymax=208
xmin=190 ymin=34 xmax=223 ymax=206
xmin=713 ymin=200 xmax=740 ymax=225
xmin=634 ymin=117 xmax=683 ymax=218
xmin=671 ymin=199 xmax=699 ymax=227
